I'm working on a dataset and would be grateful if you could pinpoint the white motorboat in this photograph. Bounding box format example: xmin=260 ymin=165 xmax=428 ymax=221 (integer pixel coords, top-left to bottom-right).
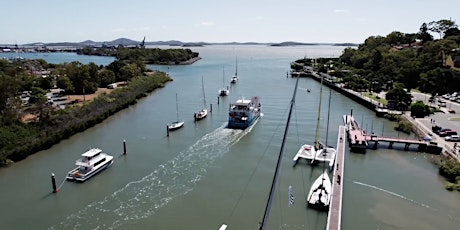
xmin=307 ymin=170 xmax=332 ymax=210
xmin=66 ymin=148 xmax=114 ymax=182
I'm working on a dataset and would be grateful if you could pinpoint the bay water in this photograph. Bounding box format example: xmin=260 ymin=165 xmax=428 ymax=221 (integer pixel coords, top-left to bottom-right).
xmin=0 ymin=45 xmax=459 ymax=230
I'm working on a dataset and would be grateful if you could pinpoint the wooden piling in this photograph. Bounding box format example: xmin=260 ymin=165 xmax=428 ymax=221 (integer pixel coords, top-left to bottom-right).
xmin=123 ymin=139 xmax=127 ymax=155
xmin=51 ymin=173 xmax=58 ymax=193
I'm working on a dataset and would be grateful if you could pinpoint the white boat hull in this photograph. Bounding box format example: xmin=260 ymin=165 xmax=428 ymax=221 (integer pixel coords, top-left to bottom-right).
xmin=307 ymin=170 xmax=332 ymax=210
xmin=194 ymin=109 xmax=208 ymax=121
xmin=66 ymin=155 xmax=114 ymax=182
xmin=293 ymin=144 xmax=316 ymax=163
xmin=168 ymin=121 xmax=184 ymax=131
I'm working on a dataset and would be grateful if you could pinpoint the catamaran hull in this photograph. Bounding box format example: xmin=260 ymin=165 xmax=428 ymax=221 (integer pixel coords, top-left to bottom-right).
xmin=66 ymin=160 xmax=114 ymax=182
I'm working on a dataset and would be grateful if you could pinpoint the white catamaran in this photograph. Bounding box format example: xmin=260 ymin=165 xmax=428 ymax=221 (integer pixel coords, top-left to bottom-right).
xmin=66 ymin=148 xmax=114 ymax=182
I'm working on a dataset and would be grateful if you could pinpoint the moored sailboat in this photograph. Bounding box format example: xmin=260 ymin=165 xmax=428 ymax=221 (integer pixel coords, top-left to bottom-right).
xmin=307 ymin=169 xmax=332 ymax=210
xmin=194 ymin=76 xmax=208 ymax=121
xmin=218 ymin=67 xmax=229 ymax=96
xmin=230 ymin=57 xmax=238 ymax=84
xmin=168 ymin=93 xmax=184 ymax=131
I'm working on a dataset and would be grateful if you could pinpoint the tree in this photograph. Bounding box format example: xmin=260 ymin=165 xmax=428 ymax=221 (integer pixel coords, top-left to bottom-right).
xmin=410 ymin=101 xmax=430 ymax=118
xmin=28 ymin=87 xmax=47 ymax=104
xmin=0 ymin=75 xmax=20 ymax=112
xmin=386 ymin=31 xmax=405 ymax=45
xmin=444 ymin=27 xmax=460 ymax=39
xmin=417 ymin=23 xmax=434 ymax=44
xmin=97 ymin=69 xmax=116 ymax=87
xmin=429 ymin=19 xmax=458 ymax=39
xmin=36 ymin=76 xmax=53 ymax=90
xmin=56 ymin=75 xmax=74 ymax=93
xmin=386 ymin=85 xmax=412 ymax=110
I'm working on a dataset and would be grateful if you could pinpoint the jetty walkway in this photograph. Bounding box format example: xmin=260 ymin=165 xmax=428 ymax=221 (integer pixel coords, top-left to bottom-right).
xmin=326 ymin=125 xmax=346 ymax=230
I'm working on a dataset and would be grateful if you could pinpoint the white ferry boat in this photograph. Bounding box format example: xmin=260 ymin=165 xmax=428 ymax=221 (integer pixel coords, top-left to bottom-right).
xmin=66 ymin=148 xmax=114 ymax=182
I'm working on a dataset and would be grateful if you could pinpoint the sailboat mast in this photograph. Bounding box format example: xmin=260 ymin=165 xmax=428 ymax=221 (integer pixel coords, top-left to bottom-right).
xmin=235 ymin=57 xmax=238 ymax=76
xmin=325 ymin=88 xmax=332 ymax=146
xmin=260 ymin=76 xmax=300 ymax=230
xmin=202 ymin=76 xmax=206 ymax=108
xmin=314 ymin=75 xmax=323 ymax=149
xmin=175 ymin=93 xmax=179 ymax=121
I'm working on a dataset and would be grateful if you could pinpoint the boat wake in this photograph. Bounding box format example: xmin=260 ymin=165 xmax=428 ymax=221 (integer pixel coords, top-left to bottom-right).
xmin=353 ymin=181 xmax=433 ymax=209
xmin=49 ymin=123 xmax=254 ymax=230
xmin=353 ymin=181 xmax=460 ymax=223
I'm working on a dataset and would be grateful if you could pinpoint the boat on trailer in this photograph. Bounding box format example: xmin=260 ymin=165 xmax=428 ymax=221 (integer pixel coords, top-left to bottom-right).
xmin=66 ymin=148 xmax=114 ymax=182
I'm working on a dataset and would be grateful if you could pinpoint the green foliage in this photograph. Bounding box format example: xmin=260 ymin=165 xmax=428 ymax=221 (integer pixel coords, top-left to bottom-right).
xmin=336 ymin=19 xmax=460 ymax=96
xmin=383 ymin=113 xmax=401 ymax=121
xmin=410 ymin=101 xmax=431 ymax=118
xmin=439 ymin=158 xmax=460 ymax=183
xmin=77 ymin=47 xmax=199 ymax=65
xmin=28 ymin=87 xmax=47 ymax=104
xmin=0 ymin=72 xmax=172 ymax=167
xmin=394 ymin=119 xmax=412 ymax=134
xmin=386 ymin=86 xmax=412 ymax=110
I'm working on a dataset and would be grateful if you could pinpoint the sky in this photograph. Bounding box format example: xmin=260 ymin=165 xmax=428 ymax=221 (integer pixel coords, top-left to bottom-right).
xmin=1 ymin=0 xmax=459 ymax=44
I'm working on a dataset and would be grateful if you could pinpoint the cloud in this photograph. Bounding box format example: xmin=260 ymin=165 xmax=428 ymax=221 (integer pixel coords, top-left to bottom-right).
xmin=334 ymin=9 xmax=349 ymax=13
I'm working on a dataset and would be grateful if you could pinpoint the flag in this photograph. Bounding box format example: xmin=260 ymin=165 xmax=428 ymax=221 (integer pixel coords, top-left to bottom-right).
xmin=288 ymin=185 xmax=294 ymax=207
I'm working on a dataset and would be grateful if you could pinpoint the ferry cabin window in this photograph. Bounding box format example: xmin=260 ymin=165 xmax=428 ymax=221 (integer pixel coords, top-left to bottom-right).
xmin=94 ymin=158 xmax=105 ymax=167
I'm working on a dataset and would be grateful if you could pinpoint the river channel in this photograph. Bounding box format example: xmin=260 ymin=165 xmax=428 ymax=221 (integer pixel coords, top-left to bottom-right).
xmin=1 ymin=45 xmax=459 ymax=230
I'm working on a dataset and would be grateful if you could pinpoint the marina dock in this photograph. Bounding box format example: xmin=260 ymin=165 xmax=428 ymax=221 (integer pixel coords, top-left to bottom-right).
xmin=326 ymin=125 xmax=346 ymax=230
xmin=343 ymin=115 xmax=368 ymax=152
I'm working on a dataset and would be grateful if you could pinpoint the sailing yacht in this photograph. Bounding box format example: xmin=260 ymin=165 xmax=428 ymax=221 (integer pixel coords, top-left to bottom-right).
xmin=293 ymin=73 xmax=324 ymax=165
xmin=194 ymin=76 xmax=208 ymax=121
xmin=313 ymin=88 xmax=337 ymax=170
xmin=218 ymin=67 xmax=229 ymax=96
xmin=307 ymin=169 xmax=332 ymax=210
xmin=167 ymin=93 xmax=184 ymax=131
xmin=230 ymin=57 xmax=238 ymax=83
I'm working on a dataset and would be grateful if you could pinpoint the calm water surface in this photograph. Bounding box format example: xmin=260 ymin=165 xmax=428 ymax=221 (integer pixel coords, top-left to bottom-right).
xmin=0 ymin=45 xmax=459 ymax=230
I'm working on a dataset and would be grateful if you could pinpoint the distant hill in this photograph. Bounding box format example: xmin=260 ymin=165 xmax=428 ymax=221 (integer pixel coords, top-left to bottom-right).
xmin=19 ymin=38 xmax=358 ymax=47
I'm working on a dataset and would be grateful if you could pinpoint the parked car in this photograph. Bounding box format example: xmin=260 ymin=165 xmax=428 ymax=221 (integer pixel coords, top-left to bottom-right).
xmin=439 ymin=130 xmax=457 ymax=137
xmin=432 ymin=125 xmax=443 ymax=133
xmin=445 ymin=135 xmax=460 ymax=142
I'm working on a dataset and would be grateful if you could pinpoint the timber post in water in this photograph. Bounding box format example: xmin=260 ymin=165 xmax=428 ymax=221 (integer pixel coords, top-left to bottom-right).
xmin=123 ymin=139 xmax=127 ymax=155
xmin=51 ymin=173 xmax=58 ymax=193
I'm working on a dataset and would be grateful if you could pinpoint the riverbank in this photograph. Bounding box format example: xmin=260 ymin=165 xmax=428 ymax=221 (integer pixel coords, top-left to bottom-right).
xmin=0 ymin=72 xmax=172 ymax=167
xmin=299 ymin=72 xmax=459 ymax=160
